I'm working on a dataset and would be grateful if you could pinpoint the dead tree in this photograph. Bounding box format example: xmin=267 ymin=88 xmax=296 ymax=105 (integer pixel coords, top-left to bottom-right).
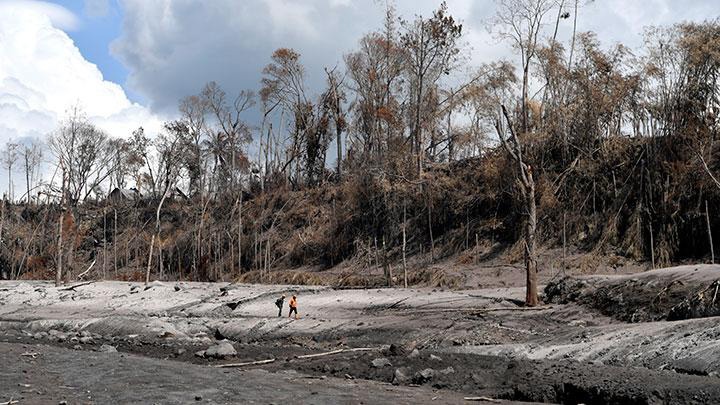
xmin=495 ymin=105 xmax=538 ymax=306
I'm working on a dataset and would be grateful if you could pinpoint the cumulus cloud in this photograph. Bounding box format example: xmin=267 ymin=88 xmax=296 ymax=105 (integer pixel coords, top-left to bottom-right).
xmin=0 ymin=0 xmax=164 ymax=196
xmin=1 ymin=0 xmax=80 ymax=31
xmin=0 ymin=1 xmax=164 ymax=138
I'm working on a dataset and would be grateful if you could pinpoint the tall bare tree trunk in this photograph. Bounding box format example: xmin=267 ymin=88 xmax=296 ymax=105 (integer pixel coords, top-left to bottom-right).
xmin=25 ymin=153 xmax=30 ymax=204
xmin=103 ymin=207 xmax=107 ymax=279
xmin=56 ymin=209 xmax=63 ymax=287
xmin=146 ymin=187 xmax=170 ymax=286
xmin=403 ymin=200 xmax=407 ymax=288
xmin=114 ymin=208 xmax=118 ymax=277
xmin=56 ymin=164 xmax=66 ymax=287
xmin=525 ymin=183 xmax=538 ymax=306
xmin=382 ymin=236 xmax=391 ymax=287
xmin=707 ymin=200 xmax=715 ymax=264
xmin=496 ymin=105 xmax=539 ymax=306
xmin=238 ymin=191 xmax=243 ymax=276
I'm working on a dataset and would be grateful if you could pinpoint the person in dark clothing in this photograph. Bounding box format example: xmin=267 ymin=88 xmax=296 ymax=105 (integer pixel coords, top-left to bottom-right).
xmin=275 ymin=295 xmax=285 ymax=317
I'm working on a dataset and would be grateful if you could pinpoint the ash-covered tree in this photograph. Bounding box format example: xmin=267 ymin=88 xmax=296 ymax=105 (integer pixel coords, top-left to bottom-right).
xmin=344 ymin=3 xmax=406 ymax=168
xmin=49 ymin=106 xmax=116 ymax=204
xmin=492 ymin=0 xmax=559 ymax=306
xmin=401 ymin=1 xmax=463 ymax=176
xmin=21 ymin=139 xmax=43 ymax=204
xmin=261 ymin=48 xmax=334 ymax=186
xmin=201 ymin=81 xmax=255 ymax=196
xmin=1 ymin=142 xmax=19 ymax=201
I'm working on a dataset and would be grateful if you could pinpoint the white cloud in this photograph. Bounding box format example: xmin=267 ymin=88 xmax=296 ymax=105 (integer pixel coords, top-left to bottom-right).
xmin=0 ymin=1 xmax=163 ymax=135
xmin=1 ymin=0 xmax=80 ymax=31
xmin=0 ymin=0 xmax=164 ymax=196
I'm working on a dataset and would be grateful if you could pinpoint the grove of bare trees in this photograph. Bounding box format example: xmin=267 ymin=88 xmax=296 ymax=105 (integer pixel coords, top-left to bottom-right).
xmin=1 ymin=1 xmax=720 ymax=306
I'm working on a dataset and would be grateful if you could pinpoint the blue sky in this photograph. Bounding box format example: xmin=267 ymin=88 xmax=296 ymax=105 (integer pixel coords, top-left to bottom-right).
xmin=53 ymin=0 xmax=142 ymax=101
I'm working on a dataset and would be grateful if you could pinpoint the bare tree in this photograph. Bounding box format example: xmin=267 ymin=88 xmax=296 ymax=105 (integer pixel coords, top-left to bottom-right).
xmin=495 ymin=105 xmax=538 ymax=306
xmin=324 ymin=67 xmax=347 ymax=179
xmin=201 ymin=81 xmax=255 ymax=194
xmin=493 ymin=0 xmax=556 ymax=133
xmin=49 ymin=106 xmax=115 ymax=204
xmin=401 ymin=1 xmax=463 ymax=175
xmin=1 ymin=142 xmax=19 ymax=202
xmin=21 ymin=140 xmax=43 ymax=204
xmin=145 ymin=122 xmax=186 ymax=285
xmin=344 ymin=3 xmax=406 ymax=163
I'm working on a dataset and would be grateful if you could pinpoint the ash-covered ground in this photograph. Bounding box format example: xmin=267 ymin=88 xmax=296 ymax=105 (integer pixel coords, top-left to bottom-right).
xmin=2 ymin=265 xmax=720 ymax=404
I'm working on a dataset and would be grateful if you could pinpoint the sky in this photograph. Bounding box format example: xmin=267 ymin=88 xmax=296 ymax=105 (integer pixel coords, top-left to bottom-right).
xmin=0 ymin=0 xmax=718 ymax=198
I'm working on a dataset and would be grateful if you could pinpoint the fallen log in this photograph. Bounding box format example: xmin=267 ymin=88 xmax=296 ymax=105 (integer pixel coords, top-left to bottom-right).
xmin=295 ymin=347 xmax=376 ymax=359
xmin=214 ymin=358 xmax=276 ymax=368
xmin=464 ymin=396 xmax=501 ymax=402
xmin=408 ymin=305 xmax=553 ymax=314
xmin=213 ymin=347 xmax=378 ymax=369
xmin=59 ymin=281 xmax=95 ymax=291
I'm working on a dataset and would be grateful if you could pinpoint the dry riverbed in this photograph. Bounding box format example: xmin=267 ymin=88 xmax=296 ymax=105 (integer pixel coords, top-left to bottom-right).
xmin=2 ymin=265 xmax=720 ymax=404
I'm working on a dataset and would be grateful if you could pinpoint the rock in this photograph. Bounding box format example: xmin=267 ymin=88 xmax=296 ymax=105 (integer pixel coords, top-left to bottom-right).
xmin=73 ymin=345 xmax=82 ymax=350
xmin=385 ymin=343 xmax=405 ymax=356
xmin=440 ymin=366 xmax=455 ymax=375
xmin=80 ymin=330 xmax=92 ymax=338
xmin=176 ymin=348 xmax=187 ymax=356
xmin=408 ymin=348 xmax=420 ymax=359
xmin=194 ymin=350 xmax=206 ymax=358
xmin=429 ymin=354 xmax=443 ymax=362
xmin=79 ymin=336 xmax=93 ymax=344
xmin=392 ymin=368 xmax=410 ymax=385
xmin=213 ymin=329 xmax=227 ymax=340
xmin=204 ymin=342 xmax=236 ymax=359
xmin=174 ymin=285 xmax=182 ymax=292
xmin=413 ymin=368 xmax=435 ymax=384
xmin=59 ymin=401 xmax=68 ymax=405
xmin=98 ymin=344 xmax=117 ymax=353
xmin=371 ymin=357 xmax=392 ymax=368
xmin=194 ymin=395 xmax=202 ymax=401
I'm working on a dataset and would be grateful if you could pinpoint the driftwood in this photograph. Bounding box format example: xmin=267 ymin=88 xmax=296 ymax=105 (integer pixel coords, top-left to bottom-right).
xmin=214 ymin=347 xmax=378 ymax=369
xmin=20 ymin=352 xmax=40 ymax=358
xmin=404 ymin=305 xmax=553 ymax=314
xmin=59 ymin=280 xmax=95 ymax=291
xmin=295 ymin=347 xmax=376 ymax=359
xmin=214 ymin=358 xmax=276 ymax=368
xmin=0 ymin=400 xmax=19 ymax=405
xmin=77 ymin=259 xmax=96 ymax=280
xmin=464 ymin=396 xmax=501 ymax=402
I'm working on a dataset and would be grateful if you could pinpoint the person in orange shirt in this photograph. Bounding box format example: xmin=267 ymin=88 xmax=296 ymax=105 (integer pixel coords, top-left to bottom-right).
xmin=288 ymin=295 xmax=298 ymax=320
